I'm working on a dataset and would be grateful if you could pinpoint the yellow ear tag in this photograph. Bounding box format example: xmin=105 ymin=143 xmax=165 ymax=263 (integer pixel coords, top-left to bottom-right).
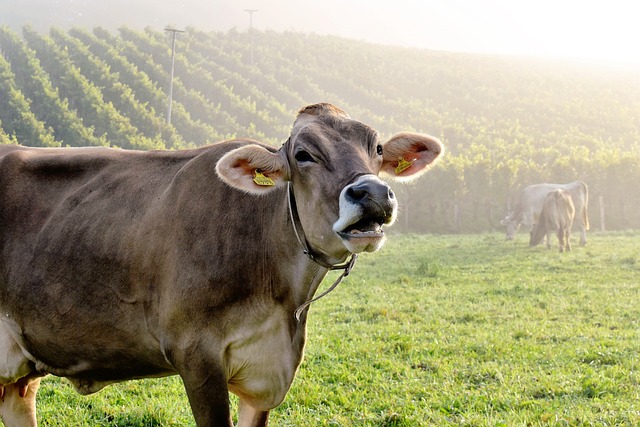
xmin=395 ymin=158 xmax=413 ymax=175
xmin=253 ymin=170 xmax=275 ymax=186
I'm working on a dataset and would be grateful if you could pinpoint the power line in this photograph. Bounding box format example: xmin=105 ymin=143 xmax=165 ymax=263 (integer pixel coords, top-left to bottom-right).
xmin=244 ymin=9 xmax=258 ymax=66
xmin=164 ymin=27 xmax=186 ymax=125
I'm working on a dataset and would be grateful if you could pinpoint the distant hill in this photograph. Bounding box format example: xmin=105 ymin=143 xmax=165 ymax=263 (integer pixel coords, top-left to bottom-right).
xmin=1 ymin=25 xmax=639 ymax=232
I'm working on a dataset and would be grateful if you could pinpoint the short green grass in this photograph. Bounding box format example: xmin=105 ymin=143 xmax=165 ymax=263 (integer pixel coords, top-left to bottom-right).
xmin=35 ymin=232 xmax=640 ymax=426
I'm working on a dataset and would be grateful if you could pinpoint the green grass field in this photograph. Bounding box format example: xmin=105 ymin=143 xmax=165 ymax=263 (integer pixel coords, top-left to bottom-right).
xmin=35 ymin=232 xmax=640 ymax=426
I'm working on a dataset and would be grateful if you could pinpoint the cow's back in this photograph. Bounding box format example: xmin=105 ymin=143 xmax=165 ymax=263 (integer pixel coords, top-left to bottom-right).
xmin=0 ymin=146 xmax=198 ymax=287
xmin=520 ymin=184 xmax=559 ymax=216
xmin=545 ymin=190 xmax=575 ymax=230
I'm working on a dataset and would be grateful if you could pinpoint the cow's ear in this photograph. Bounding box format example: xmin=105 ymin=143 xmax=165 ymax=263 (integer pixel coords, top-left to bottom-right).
xmin=380 ymin=132 xmax=444 ymax=181
xmin=216 ymin=144 xmax=289 ymax=195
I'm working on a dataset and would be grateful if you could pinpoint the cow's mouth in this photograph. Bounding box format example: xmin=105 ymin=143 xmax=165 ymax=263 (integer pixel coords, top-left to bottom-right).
xmin=337 ymin=217 xmax=385 ymax=238
xmin=337 ymin=216 xmax=388 ymax=253
xmin=333 ymin=175 xmax=397 ymax=254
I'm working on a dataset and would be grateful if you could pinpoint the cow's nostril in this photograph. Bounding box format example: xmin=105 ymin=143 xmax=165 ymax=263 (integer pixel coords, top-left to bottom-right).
xmin=347 ymin=186 xmax=367 ymax=202
xmin=388 ymin=188 xmax=395 ymax=200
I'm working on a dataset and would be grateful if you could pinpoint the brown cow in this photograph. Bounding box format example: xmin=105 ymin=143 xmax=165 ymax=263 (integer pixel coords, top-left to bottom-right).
xmin=529 ymin=189 xmax=576 ymax=252
xmin=0 ymin=103 xmax=443 ymax=426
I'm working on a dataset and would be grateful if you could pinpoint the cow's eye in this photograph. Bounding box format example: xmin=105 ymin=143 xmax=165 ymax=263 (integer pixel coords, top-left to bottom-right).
xmin=295 ymin=150 xmax=315 ymax=163
xmin=376 ymin=145 xmax=383 ymax=156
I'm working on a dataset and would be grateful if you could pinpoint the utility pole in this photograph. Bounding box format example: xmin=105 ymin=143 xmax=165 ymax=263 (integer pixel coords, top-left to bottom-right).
xmin=164 ymin=27 xmax=186 ymax=125
xmin=244 ymin=9 xmax=258 ymax=66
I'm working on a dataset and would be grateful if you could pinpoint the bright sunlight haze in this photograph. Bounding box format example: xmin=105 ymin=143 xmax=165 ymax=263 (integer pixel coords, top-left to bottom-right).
xmin=3 ymin=0 xmax=639 ymax=66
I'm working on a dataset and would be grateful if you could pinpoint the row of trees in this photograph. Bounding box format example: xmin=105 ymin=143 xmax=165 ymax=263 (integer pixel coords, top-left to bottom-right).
xmin=0 ymin=25 xmax=639 ymax=232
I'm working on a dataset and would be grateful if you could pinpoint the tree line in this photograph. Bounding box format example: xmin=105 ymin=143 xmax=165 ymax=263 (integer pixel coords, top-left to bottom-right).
xmin=0 ymin=25 xmax=639 ymax=232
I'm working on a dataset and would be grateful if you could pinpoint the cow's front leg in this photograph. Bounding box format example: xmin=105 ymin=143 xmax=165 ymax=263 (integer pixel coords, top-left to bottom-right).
xmin=0 ymin=377 xmax=41 ymax=427
xmin=181 ymin=365 xmax=233 ymax=427
xmin=168 ymin=343 xmax=234 ymax=427
xmin=237 ymin=399 xmax=269 ymax=427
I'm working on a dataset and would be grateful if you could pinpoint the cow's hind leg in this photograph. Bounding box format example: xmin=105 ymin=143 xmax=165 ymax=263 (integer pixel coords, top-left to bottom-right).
xmin=557 ymin=229 xmax=565 ymax=252
xmin=238 ymin=399 xmax=269 ymax=427
xmin=0 ymin=377 xmax=41 ymax=427
xmin=579 ymin=224 xmax=586 ymax=246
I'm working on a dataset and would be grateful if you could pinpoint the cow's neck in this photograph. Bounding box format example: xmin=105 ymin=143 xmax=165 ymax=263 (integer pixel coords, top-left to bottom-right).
xmin=253 ymin=191 xmax=340 ymax=323
xmin=286 ymin=182 xmax=352 ymax=269
xmin=284 ymin=182 xmax=357 ymax=320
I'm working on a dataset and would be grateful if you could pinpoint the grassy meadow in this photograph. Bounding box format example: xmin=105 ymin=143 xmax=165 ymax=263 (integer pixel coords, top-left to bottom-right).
xmin=35 ymin=232 xmax=640 ymax=426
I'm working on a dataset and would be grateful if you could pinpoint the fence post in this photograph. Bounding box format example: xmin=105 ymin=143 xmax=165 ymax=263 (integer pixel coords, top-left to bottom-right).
xmin=599 ymin=194 xmax=605 ymax=231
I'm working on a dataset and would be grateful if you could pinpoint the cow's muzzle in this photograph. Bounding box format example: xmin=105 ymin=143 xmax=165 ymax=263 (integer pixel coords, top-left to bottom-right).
xmin=334 ymin=175 xmax=397 ymax=253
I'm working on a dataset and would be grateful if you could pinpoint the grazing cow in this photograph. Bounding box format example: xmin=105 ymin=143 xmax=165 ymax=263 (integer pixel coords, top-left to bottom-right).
xmin=501 ymin=181 xmax=589 ymax=245
xmin=0 ymin=103 xmax=443 ymax=427
xmin=529 ymin=189 xmax=576 ymax=252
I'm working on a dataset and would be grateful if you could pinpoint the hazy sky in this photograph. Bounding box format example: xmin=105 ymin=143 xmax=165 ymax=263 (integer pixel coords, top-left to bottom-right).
xmin=237 ymin=0 xmax=640 ymax=64
xmin=4 ymin=0 xmax=640 ymax=65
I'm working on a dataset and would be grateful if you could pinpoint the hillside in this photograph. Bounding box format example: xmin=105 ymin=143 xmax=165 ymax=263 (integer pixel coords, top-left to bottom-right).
xmin=1 ymin=26 xmax=639 ymax=233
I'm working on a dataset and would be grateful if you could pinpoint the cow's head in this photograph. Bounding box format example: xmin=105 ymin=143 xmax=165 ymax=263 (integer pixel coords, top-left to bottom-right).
xmin=500 ymin=213 xmax=521 ymax=240
xmin=216 ymin=103 xmax=443 ymax=264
